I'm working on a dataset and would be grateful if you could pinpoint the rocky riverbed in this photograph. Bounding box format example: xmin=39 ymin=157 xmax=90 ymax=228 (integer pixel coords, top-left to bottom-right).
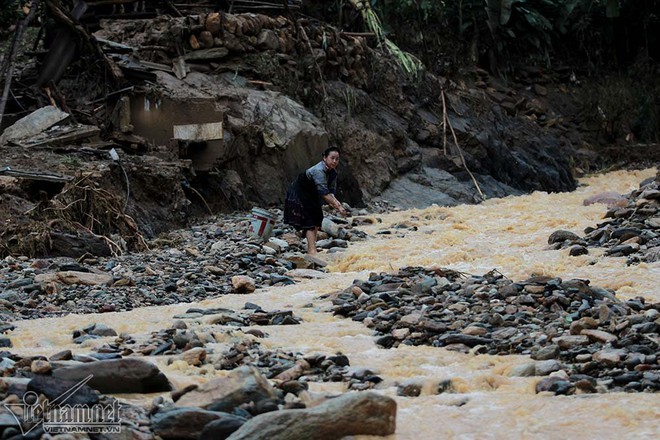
xmin=0 ymin=170 xmax=659 ymax=439
xmin=0 ymin=207 xmax=389 ymax=439
xmin=548 ymin=170 xmax=659 ymax=263
xmin=327 ymin=266 xmax=659 ymax=395
xmin=0 ymin=210 xmax=369 ymax=321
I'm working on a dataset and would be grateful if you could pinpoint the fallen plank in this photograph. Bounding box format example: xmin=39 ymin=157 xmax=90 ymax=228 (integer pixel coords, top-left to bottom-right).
xmin=48 ymin=232 xmax=112 ymax=258
xmin=96 ymin=37 xmax=135 ymax=53
xmin=0 ymin=105 xmax=70 ymax=145
xmin=0 ymin=167 xmax=73 ymax=183
xmin=16 ymin=124 xmax=101 ymax=148
xmin=183 ymin=47 xmax=230 ymax=61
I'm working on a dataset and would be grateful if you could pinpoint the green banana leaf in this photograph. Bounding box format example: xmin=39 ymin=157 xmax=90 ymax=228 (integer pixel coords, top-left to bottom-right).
xmin=500 ymin=0 xmax=516 ymax=25
xmin=606 ymin=0 xmax=620 ymax=18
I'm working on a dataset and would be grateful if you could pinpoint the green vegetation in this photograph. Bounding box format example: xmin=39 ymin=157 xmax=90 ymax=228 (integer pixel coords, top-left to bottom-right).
xmin=333 ymin=0 xmax=659 ymax=142
xmin=348 ymin=0 xmax=424 ymax=78
xmin=326 ymin=1 xmax=659 ymax=74
xmin=61 ymin=155 xmax=82 ymax=168
xmin=0 ymin=0 xmax=21 ymax=34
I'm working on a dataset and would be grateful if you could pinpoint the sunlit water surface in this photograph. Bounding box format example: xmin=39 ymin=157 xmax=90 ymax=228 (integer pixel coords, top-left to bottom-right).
xmin=9 ymin=168 xmax=660 ymax=439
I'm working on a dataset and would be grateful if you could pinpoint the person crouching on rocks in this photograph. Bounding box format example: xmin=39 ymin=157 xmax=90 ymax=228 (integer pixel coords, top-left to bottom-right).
xmin=284 ymin=146 xmax=347 ymax=255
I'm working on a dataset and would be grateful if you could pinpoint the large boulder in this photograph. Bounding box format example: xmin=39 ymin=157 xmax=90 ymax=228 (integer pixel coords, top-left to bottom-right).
xmin=52 ymin=359 xmax=171 ymax=394
xmin=174 ymin=366 xmax=276 ymax=411
xmin=226 ymin=391 xmax=397 ymax=440
xmin=152 ymin=407 xmax=244 ymax=440
xmin=142 ymin=71 xmax=330 ymax=206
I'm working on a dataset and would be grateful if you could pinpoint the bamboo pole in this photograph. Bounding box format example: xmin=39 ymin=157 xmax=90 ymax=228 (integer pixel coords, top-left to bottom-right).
xmin=441 ymin=88 xmax=448 ymax=155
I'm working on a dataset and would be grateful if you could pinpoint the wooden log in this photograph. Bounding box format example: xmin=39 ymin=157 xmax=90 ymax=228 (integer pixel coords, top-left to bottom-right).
xmin=0 ymin=105 xmax=69 ymax=145
xmin=340 ymin=31 xmax=376 ymax=37
xmin=183 ymin=47 xmax=230 ymax=61
xmin=0 ymin=0 xmax=41 ymax=127
xmin=226 ymin=392 xmax=396 ymax=440
xmin=49 ymin=232 xmax=112 ymax=258
xmin=45 ymin=0 xmax=124 ymax=83
xmin=17 ymin=125 xmax=101 ymax=148
xmin=0 ymin=168 xmax=73 ymax=183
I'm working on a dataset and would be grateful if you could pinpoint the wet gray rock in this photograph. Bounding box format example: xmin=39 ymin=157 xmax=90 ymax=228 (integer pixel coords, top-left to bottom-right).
xmin=199 ymin=414 xmax=247 ymax=440
xmin=536 ymin=376 xmax=575 ymax=395
xmin=85 ymin=323 xmax=119 ymax=337
xmin=152 ymin=407 xmax=231 ymax=440
xmin=535 ymin=360 xmax=563 ymax=376
xmin=548 ymin=230 xmax=581 ymax=244
xmin=396 ymin=378 xmax=424 ymax=397
xmin=376 ymin=167 xmax=523 ymax=209
xmin=27 ymin=376 xmax=100 ymax=406
xmin=175 ymin=366 xmax=277 ymax=411
xmin=569 ymin=245 xmax=589 ymax=256
xmin=509 ymin=363 xmax=536 ymax=377
xmin=225 ymin=392 xmax=396 ymax=440
xmin=532 ymin=344 xmax=559 ymax=360
xmin=49 ymin=350 xmax=73 ymax=361
xmin=52 ymin=358 xmax=171 ymax=393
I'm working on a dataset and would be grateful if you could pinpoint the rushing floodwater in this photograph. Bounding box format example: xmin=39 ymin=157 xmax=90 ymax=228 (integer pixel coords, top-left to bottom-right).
xmin=9 ymin=168 xmax=660 ymax=439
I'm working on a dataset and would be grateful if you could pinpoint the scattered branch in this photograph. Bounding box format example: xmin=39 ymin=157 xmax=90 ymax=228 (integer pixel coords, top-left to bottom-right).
xmin=441 ymin=89 xmax=485 ymax=201
xmin=42 ymin=175 xmax=149 ymax=254
xmin=188 ymin=185 xmax=213 ymax=215
xmin=441 ymin=89 xmax=448 ymax=155
xmin=297 ymin=23 xmax=328 ymax=101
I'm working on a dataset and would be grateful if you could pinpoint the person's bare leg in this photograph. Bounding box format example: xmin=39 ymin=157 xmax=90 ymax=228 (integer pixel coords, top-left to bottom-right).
xmin=305 ymin=228 xmax=317 ymax=255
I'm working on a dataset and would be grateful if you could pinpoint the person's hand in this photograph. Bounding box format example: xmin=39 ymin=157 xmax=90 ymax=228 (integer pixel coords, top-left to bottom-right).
xmin=338 ymin=206 xmax=347 ymax=217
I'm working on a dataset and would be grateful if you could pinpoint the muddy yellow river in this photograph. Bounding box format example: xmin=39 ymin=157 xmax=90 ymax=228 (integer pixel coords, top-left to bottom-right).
xmin=10 ymin=168 xmax=660 ymax=439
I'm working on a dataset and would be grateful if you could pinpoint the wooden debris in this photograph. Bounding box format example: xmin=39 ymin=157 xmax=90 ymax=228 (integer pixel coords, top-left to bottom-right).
xmin=36 ymin=0 xmax=88 ymax=87
xmin=0 ymin=105 xmax=70 ymax=145
xmin=16 ymin=125 xmax=101 ymax=148
xmin=0 ymin=167 xmax=73 ymax=183
xmin=183 ymin=47 xmax=230 ymax=61
xmin=0 ymin=0 xmax=41 ymax=127
xmin=172 ymin=57 xmax=189 ymax=79
xmin=45 ymin=0 xmax=124 ymax=83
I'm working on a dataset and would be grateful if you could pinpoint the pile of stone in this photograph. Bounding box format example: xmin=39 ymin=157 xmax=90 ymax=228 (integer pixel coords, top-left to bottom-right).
xmin=79 ymin=304 xmax=301 ymax=350
xmin=0 ymin=350 xmax=395 ymax=439
xmin=98 ymin=12 xmax=371 ymax=87
xmin=549 ymin=172 xmax=659 ymax=263
xmin=327 ymin=266 xmax=659 ymax=394
xmin=73 ymin=307 xmax=382 ymax=392
xmin=213 ymin=340 xmax=383 ymax=392
xmin=0 ymin=210 xmax=366 ymax=322
xmin=0 ymin=301 xmax=392 ymax=439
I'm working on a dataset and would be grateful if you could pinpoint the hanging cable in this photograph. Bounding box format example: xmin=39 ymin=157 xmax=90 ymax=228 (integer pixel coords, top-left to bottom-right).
xmin=109 ymin=148 xmax=130 ymax=211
